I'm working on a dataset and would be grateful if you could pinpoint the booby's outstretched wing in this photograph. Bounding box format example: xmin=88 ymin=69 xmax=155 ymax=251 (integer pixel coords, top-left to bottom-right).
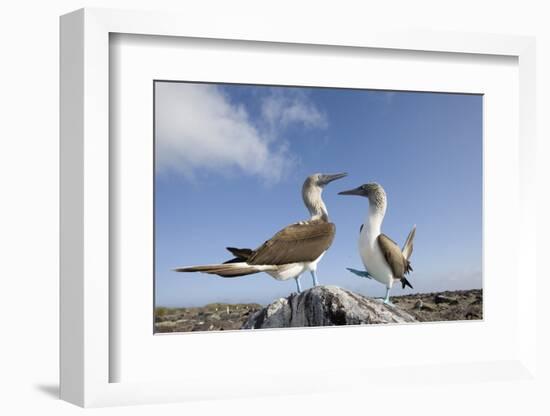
xmin=246 ymin=220 xmax=335 ymax=266
xmin=377 ymin=234 xmax=413 ymax=289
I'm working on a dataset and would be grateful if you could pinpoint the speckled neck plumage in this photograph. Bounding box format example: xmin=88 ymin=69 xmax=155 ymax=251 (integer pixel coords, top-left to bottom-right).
xmin=302 ymin=183 xmax=329 ymax=222
xmin=369 ymin=186 xmax=387 ymax=215
xmin=363 ymin=186 xmax=387 ymax=238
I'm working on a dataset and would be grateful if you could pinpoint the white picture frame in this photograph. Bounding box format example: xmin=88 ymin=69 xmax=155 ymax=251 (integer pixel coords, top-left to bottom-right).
xmin=60 ymin=8 xmax=537 ymax=408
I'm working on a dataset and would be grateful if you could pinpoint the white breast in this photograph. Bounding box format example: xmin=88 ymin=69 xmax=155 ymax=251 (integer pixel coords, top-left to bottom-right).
xmin=358 ymin=228 xmax=394 ymax=287
xmin=267 ymin=263 xmax=307 ymax=281
xmin=265 ymin=252 xmax=326 ymax=281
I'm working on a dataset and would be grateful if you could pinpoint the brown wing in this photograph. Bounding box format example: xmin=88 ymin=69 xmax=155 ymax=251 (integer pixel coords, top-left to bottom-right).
xmin=247 ymin=220 xmax=336 ymax=266
xmin=401 ymin=226 xmax=416 ymax=260
xmin=377 ymin=234 xmax=411 ymax=279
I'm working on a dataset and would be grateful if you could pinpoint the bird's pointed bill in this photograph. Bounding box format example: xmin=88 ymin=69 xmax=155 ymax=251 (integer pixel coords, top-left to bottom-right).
xmin=319 ymin=172 xmax=347 ymax=185
xmin=338 ymin=186 xmax=365 ymax=196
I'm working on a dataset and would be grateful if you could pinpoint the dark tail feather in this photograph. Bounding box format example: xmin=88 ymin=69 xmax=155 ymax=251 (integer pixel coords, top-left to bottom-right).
xmin=173 ymin=263 xmax=264 ymax=278
xmin=226 ymin=247 xmax=254 ymax=260
xmin=401 ymin=277 xmax=413 ymax=289
xmin=223 ymin=257 xmax=244 ymax=264
xmin=208 ymin=267 xmax=260 ymax=277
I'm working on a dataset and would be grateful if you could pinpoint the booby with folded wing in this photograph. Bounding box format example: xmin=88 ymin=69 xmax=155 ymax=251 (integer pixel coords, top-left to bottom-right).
xmin=339 ymin=182 xmax=416 ymax=304
xmin=174 ymin=173 xmax=347 ymax=293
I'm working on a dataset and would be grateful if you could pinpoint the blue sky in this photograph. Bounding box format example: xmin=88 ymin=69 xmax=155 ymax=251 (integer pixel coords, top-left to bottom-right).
xmin=155 ymin=82 xmax=482 ymax=307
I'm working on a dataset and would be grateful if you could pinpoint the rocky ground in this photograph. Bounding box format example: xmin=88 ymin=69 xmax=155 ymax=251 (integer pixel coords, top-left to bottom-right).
xmin=154 ymin=288 xmax=482 ymax=333
xmin=391 ymin=289 xmax=483 ymax=322
xmin=155 ymin=302 xmax=262 ymax=333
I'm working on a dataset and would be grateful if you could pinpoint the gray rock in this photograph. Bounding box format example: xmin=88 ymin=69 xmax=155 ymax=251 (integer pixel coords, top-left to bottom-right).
xmin=242 ymin=285 xmax=417 ymax=329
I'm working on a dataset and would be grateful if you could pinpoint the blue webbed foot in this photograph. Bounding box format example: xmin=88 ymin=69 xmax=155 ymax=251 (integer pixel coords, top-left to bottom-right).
xmin=346 ymin=267 xmax=372 ymax=279
xmin=372 ymin=297 xmax=394 ymax=306
xmin=381 ymin=287 xmax=394 ymax=306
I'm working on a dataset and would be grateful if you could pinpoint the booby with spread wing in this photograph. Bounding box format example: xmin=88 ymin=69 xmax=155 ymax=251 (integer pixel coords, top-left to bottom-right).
xmin=174 ymin=173 xmax=347 ymax=293
xmin=338 ymin=183 xmax=416 ymax=304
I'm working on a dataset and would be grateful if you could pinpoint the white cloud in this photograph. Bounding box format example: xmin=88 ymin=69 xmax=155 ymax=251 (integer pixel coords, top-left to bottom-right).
xmin=155 ymin=83 xmax=327 ymax=183
xmin=261 ymin=89 xmax=328 ymax=133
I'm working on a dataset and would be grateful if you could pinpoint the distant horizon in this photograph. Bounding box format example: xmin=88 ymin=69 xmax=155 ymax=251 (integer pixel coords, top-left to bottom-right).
xmin=155 ymin=81 xmax=482 ymax=308
xmin=155 ymin=287 xmax=484 ymax=308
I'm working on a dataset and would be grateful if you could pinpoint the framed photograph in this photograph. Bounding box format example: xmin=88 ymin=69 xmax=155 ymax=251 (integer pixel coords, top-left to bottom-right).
xmin=60 ymin=8 xmax=537 ymax=407
xmin=153 ymin=80 xmax=482 ymax=333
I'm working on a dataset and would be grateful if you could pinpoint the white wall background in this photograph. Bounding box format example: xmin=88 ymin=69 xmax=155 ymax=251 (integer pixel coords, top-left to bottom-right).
xmin=0 ymin=1 xmax=548 ymax=414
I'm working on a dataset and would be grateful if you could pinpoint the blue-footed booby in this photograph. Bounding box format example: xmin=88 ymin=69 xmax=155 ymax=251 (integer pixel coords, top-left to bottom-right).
xmin=174 ymin=173 xmax=347 ymax=293
xmin=338 ymin=183 xmax=416 ymax=304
